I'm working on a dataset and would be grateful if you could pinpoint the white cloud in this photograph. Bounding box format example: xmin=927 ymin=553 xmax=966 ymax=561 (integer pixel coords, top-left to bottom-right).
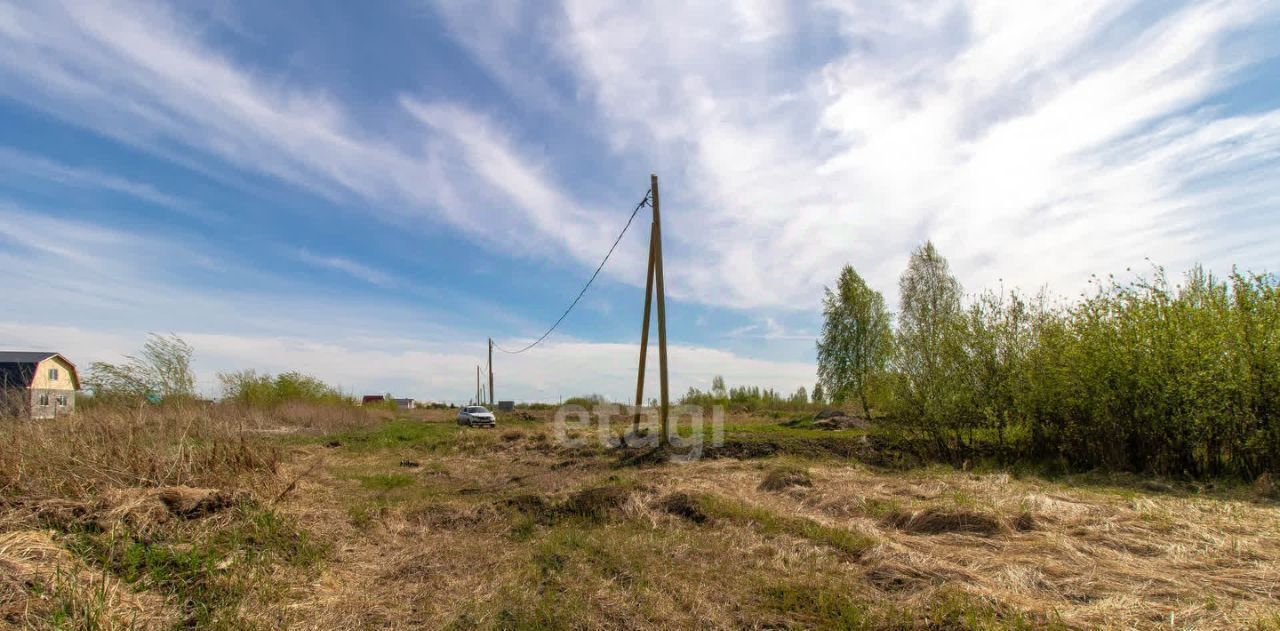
xmin=553 ymin=0 xmax=1280 ymax=308
xmin=4 ymin=0 xmax=1278 ymax=315
xmin=0 ymin=0 xmax=636 ymax=278
xmin=724 ymin=317 xmax=813 ymax=341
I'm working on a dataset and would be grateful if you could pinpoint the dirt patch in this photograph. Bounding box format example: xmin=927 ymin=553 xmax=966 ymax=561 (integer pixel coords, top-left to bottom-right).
xmin=502 ymin=493 xmax=553 ymax=517
xmin=499 ymin=485 xmax=633 ymax=524
xmin=813 ymin=416 xmax=871 ymax=430
xmin=615 ymin=445 xmax=675 ymax=468
xmin=703 ymin=436 xmax=910 ymax=468
xmin=658 ymin=492 xmax=709 ymax=524
xmin=863 ymin=559 xmax=957 ymax=593
xmin=1011 ymin=511 xmax=1037 ymax=531
xmin=405 ymin=503 xmax=496 ymax=530
xmin=561 ymin=485 xmax=632 ymax=520
xmin=881 ymin=507 xmax=1005 ymax=536
xmin=759 ymin=466 xmax=813 ymax=492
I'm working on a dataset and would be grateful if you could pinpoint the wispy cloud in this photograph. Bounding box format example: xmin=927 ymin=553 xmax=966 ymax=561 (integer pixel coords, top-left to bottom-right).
xmin=552 ymin=0 xmax=1280 ymax=307
xmin=0 ymin=202 xmax=134 ymax=266
xmin=725 ymin=317 xmax=813 ymax=341
xmin=0 ymin=0 xmax=639 ymax=283
xmin=425 ymin=0 xmax=572 ymax=113
xmin=0 ymin=1 xmax=421 ymax=204
xmin=294 ymin=250 xmax=395 ymax=288
xmin=0 ymin=147 xmax=201 ymax=216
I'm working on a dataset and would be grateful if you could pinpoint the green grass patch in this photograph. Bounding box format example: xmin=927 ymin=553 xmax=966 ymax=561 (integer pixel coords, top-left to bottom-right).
xmin=481 ymin=524 xmax=658 ymax=629
xmin=759 ymin=582 xmax=1062 ymax=630
xmin=909 ymin=588 xmax=1062 ymax=630
xmin=310 ymin=419 xmax=451 ymax=451
xmin=27 ymin=568 xmax=124 ymax=630
xmin=301 ymin=417 xmax=546 ymax=455
xmin=759 ymin=583 xmax=873 ymax=628
xmin=357 ymin=472 xmax=415 ymax=492
xmin=860 ymin=497 xmax=903 ymax=519
xmin=65 ymin=504 xmax=326 ymax=627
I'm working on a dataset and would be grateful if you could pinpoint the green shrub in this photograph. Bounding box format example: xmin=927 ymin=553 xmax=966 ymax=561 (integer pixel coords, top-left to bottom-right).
xmin=218 ymin=369 xmax=352 ymax=406
xmin=864 ymin=251 xmax=1280 ymax=478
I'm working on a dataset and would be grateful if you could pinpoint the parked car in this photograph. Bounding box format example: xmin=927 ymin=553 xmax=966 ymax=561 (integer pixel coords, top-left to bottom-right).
xmin=457 ymin=405 xmax=496 ymax=427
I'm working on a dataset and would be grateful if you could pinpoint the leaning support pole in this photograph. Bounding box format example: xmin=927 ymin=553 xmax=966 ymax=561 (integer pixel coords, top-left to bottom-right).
xmin=633 ymin=220 xmax=658 ymax=434
xmin=651 ymin=174 xmax=671 ymax=447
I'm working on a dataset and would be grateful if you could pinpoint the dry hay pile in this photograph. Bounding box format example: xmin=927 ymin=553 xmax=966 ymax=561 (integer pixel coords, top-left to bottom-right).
xmin=4 ymin=486 xmax=245 ymax=536
xmin=0 ymin=485 xmax=247 ymax=628
xmin=0 ymin=530 xmax=175 ymax=629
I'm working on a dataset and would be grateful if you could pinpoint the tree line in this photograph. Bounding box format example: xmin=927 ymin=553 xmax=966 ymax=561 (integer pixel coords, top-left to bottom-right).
xmin=82 ymin=334 xmax=351 ymax=407
xmin=680 ymin=375 xmax=816 ymax=411
xmin=818 ymin=242 xmax=1280 ymax=478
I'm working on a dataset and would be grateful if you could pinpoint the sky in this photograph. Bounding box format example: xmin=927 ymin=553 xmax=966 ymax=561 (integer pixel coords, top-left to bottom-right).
xmin=1 ymin=0 xmax=1278 ymax=403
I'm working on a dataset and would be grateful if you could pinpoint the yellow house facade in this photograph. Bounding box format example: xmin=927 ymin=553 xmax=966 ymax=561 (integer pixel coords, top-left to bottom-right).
xmin=0 ymin=352 xmax=80 ymax=419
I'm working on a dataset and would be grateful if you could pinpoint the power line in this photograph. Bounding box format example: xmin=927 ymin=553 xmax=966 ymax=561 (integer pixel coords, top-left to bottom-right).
xmin=493 ymin=190 xmax=652 ymax=354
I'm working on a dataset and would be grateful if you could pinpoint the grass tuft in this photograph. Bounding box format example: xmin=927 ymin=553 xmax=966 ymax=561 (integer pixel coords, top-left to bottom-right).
xmin=759 ymin=464 xmax=814 ymax=491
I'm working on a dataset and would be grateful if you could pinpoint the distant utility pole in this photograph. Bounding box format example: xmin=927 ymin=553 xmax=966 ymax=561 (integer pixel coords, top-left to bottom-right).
xmin=633 ymin=173 xmax=671 ymax=447
xmin=488 ymin=338 xmax=494 ymax=406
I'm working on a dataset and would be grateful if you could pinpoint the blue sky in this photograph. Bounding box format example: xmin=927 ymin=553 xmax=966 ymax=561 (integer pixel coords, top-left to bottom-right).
xmin=1 ymin=0 xmax=1278 ymax=402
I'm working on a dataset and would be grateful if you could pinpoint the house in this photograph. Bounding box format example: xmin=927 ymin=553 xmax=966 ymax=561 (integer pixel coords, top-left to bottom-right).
xmin=361 ymin=394 xmax=389 ymax=405
xmin=393 ymin=398 xmax=415 ymax=410
xmin=0 ymin=351 xmax=80 ymax=419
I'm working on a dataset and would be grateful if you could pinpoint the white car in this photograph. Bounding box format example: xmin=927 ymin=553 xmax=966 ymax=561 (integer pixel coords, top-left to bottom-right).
xmin=457 ymin=405 xmax=496 ymax=427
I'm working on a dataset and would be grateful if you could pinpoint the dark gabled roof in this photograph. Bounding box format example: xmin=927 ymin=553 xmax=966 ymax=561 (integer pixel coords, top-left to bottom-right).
xmin=0 ymin=352 xmax=78 ymax=389
xmin=0 ymin=351 xmax=57 ymax=364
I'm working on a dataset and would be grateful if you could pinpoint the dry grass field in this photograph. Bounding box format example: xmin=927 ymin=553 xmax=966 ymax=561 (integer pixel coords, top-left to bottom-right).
xmin=2 ymin=405 xmax=1279 ymax=629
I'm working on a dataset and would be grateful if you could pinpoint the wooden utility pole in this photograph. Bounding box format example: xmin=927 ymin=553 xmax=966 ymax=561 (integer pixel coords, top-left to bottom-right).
xmin=633 ymin=220 xmax=657 ymax=433
xmin=651 ymin=174 xmax=671 ymax=446
xmin=488 ymin=338 xmax=494 ymax=406
xmin=632 ymin=174 xmax=671 ymax=446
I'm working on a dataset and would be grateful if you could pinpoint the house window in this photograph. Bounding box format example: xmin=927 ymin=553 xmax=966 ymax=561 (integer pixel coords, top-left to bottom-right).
xmin=56 ymin=394 xmax=67 ymax=406
xmin=37 ymin=393 xmax=49 ymax=406
xmin=48 ymin=368 xmax=58 ymax=381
